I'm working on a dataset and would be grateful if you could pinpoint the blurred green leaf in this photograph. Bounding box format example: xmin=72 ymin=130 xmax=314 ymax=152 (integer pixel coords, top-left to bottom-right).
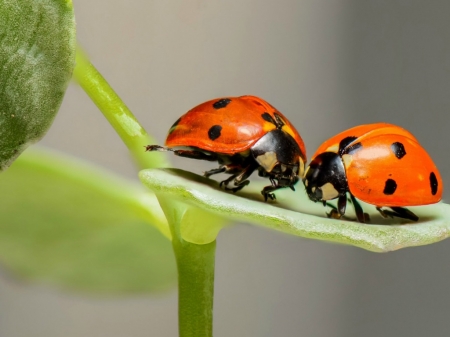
xmin=0 ymin=148 xmax=176 ymax=294
xmin=0 ymin=0 xmax=76 ymax=170
xmin=140 ymin=168 xmax=450 ymax=252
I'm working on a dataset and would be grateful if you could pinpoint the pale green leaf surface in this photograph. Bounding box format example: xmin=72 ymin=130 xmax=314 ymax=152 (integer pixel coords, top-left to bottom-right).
xmin=0 ymin=0 xmax=76 ymax=170
xmin=140 ymin=168 xmax=450 ymax=252
xmin=0 ymin=148 xmax=175 ymax=294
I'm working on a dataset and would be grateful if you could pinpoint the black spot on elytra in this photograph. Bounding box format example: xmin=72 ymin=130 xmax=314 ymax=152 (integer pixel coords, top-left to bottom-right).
xmin=339 ymin=136 xmax=357 ymax=155
xmin=391 ymin=142 xmax=406 ymax=159
xmin=344 ymin=142 xmax=362 ymax=155
xmin=383 ymin=178 xmax=397 ymax=195
xmin=261 ymin=112 xmax=276 ymax=125
xmin=168 ymin=117 xmax=182 ymax=133
xmin=339 ymin=136 xmax=362 ymax=155
xmin=212 ymin=98 xmax=231 ymax=109
xmin=430 ymin=172 xmax=438 ymax=195
xmin=208 ymin=125 xmax=222 ymax=140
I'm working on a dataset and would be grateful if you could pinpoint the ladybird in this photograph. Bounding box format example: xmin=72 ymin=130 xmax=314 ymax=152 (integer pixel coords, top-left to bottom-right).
xmin=146 ymin=95 xmax=306 ymax=200
xmin=303 ymin=123 xmax=443 ymax=223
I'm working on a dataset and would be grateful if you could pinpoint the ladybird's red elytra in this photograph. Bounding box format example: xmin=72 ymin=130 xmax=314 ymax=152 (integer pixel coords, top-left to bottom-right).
xmin=303 ymin=123 xmax=443 ymax=223
xmin=146 ymin=95 xmax=307 ymax=201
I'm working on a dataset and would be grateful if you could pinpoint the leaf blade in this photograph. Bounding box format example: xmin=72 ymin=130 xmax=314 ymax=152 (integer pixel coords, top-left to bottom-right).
xmin=0 ymin=0 xmax=76 ymax=170
xmin=0 ymin=148 xmax=176 ymax=294
xmin=139 ymin=168 xmax=450 ymax=252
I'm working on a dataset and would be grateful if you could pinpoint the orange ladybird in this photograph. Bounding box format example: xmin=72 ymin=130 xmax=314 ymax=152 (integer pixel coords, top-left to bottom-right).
xmin=303 ymin=123 xmax=443 ymax=223
xmin=146 ymin=95 xmax=306 ymax=200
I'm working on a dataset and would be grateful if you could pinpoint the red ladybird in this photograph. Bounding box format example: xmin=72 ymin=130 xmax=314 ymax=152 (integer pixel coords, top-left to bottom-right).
xmin=146 ymin=95 xmax=306 ymax=200
xmin=303 ymin=123 xmax=443 ymax=223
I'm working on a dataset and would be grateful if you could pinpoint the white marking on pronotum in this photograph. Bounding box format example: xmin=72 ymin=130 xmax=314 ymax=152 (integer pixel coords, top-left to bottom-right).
xmin=256 ymin=151 xmax=278 ymax=172
xmin=326 ymin=144 xmax=339 ymax=153
xmin=320 ymin=182 xmax=339 ymax=200
xmin=304 ymin=165 xmax=310 ymax=178
xmin=298 ymin=158 xmax=305 ymax=178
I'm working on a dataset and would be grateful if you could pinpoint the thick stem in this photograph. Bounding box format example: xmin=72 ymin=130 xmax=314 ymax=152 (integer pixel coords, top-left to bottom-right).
xmin=73 ymin=46 xmax=169 ymax=170
xmin=157 ymin=196 xmax=216 ymax=337
xmin=172 ymin=237 xmax=216 ymax=337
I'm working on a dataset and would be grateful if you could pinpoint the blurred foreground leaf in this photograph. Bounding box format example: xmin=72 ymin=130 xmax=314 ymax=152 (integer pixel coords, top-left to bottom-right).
xmin=0 ymin=0 xmax=76 ymax=170
xmin=0 ymin=148 xmax=175 ymax=294
xmin=140 ymin=168 xmax=450 ymax=252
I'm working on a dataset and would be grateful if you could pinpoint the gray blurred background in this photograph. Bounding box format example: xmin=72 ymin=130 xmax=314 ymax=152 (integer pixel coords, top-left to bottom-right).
xmin=1 ymin=0 xmax=450 ymax=336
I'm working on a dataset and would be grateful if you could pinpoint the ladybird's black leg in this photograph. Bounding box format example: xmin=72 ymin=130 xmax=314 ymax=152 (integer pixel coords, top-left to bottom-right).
xmin=229 ymin=180 xmax=251 ymax=193
xmin=269 ymin=177 xmax=277 ymax=189
xmin=219 ymin=164 xmax=256 ymax=193
xmin=145 ymin=145 xmax=217 ymax=161
xmin=173 ymin=150 xmax=217 ymax=161
xmin=349 ymin=194 xmax=366 ymax=223
xmin=259 ymin=177 xmax=277 ymax=201
xmin=376 ymin=207 xmax=390 ymax=219
xmin=337 ymin=194 xmax=347 ymax=216
xmin=228 ymin=164 xmax=257 ymax=193
xmin=219 ymin=174 xmax=239 ymax=189
xmin=376 ymin=207 xmax=419 ymax=222
xmin=204 ymin=166 xmax=226 ymax=178
xmin=325 ymin=198 xmax=369 ymax=222
xmin=262 ymin=177 xmax=296 ymax=201
xmin=145 ymin=145 xmax=171 ymax=152
xmin=261 ymin=185 xmax=279 ymax=201
xmin=390 ymin=207 xmax=419 ymax=221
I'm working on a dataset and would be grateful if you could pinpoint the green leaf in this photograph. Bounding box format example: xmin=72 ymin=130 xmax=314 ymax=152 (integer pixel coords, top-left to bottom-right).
xmin=0 ymin=0 xmax=76 ymax=170
xmin=0 ymin=148 xmax=176 ymax=294
xmin=139 ymin=168 xmax=450 ymax=252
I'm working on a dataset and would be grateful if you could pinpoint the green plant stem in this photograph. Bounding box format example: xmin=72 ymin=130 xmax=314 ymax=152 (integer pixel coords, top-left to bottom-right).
xmin=73 ymin=46 xmax=169 ymax=170
xmin=172 ymin=237 xmax=216 ymax=337
xmin=158 ymin=196 xmax=216 ymax=337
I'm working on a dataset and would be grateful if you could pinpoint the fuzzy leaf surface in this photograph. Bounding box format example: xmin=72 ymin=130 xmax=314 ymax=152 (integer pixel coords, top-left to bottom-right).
xmin=0 ymin=0 xmax=76 ymax=170
xmin=140 ymin=168 xmax=450 ymax=252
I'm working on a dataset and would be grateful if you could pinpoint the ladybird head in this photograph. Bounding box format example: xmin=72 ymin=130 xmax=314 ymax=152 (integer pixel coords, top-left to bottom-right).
xmin=251 ymin=129 xmax=305 ymax=188
xmin=303 ymin=152 xmax=347 ymax=202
